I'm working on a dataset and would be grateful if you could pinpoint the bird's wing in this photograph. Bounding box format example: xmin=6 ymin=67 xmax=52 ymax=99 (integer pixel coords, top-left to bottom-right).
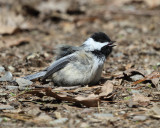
xmin=41 ymin=54 xmax=76 ymax=81
xmin=23 ymin=71 xmax=46 ymax=80
xmin=55 ymin=45 xmax=80 ymax=60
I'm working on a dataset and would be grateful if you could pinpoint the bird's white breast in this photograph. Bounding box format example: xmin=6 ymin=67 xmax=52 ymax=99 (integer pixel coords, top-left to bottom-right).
xmin=52 ymin=51 xmax=105 ymax=86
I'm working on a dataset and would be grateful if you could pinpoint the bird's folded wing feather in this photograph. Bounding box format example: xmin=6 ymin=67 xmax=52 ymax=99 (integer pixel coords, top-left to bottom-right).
xmin=23 ymin=54 xmax=76 ymax=81
xmin=23 ymin=71 xmax=46 ymax=80
xmin=41 ymin=54 xmax=76 ymax=81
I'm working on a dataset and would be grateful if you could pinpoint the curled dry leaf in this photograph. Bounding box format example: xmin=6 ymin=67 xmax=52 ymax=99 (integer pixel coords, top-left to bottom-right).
xmin=24 ymin=88 xmax=100 ymax=107
xmin=115 ymin=69 xmax=160 ymax=88
xmin=133 ymin=71 xmax=160 ymax=88
xmin=22 ymin=81 xmax=116 ymax=107
xmin=75 ymin=94 xmax=100 ymax=107
xmin=0 ymin=26 xmax=17 ymax=35
xmin=99 ymin=81 xmax=114 ymax=99
xmin=149 ymin=72 xmax=160 ymax=89
xmin=115 ymin=69 xmax=145 ymax=79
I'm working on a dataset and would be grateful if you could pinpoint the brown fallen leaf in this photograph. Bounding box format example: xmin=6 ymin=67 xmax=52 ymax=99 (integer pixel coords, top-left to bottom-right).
xmin=110 ymin=0 xmax=131 ymax=7
xmin=37 ymin=0 xmax=70 ymax=13
xmin=115 ymin=69 xmax=160 ymax=89
xmin=150 ymin=72 xmax=160 ymax=90
xmin=99 ymin=81 xmax=114 ymax=99
xmin=33 ymin=112 xmax=53 ymax=122
xmin=75 ymin=94 xmax=100 ymax=107
xmin=115 ymin=69 xmax=145 ymax=79
xmin=0 ymin=26 xmax=18 ymax=35
xmin=24 ymin=88 xmax=100 ymax=107
xmin=144 ymin=0 xmax=160 ymax=8
xmin=0 ymin=10 xmax=34 ymax=35
xmin=125 ymin=63 xmax=134 ymax=70
xmin=0 ymin=113 xmax=33 ymax=122
xmin=132 ymin=93 xmax=151 ymax=107
xmin=0 ymin=113 xmax=48 ymax=125
xmin=25 ymin=106 xmax=42 ymax=116
xmin=111 ymin=0 xmax=160 ymax=9
xmin=0 ymin=37 xmax=30 ymax=48
xmin=148 ymin=104 xmax=160 ymax=119
xmin=133 ymin=71 xmax=160 ymax=88
xmin=110 ymin=0 xmax=160 ymax=9
xmin=151 ymin=104 xmax=160 ymax=115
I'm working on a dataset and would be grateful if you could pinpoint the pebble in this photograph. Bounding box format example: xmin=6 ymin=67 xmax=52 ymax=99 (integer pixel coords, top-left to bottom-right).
xmin=0 ymin=67 xmax=5 ymax=73
xmin=133 ymin=115 xmax=147 ymax=121
xmin=130 ymin=74 xmax=144 ymax=82
xmin=131 ymin=89 xmax=140 ymax=94
xmin=6 ymin=85 xmax=18 ymax=90
xmin=0 ymin=118 xmax=2 ymax=123
xmin=93 ymin=113 xmax=114 ymax=118
xmin=18 ymin=86 xmax=33 ymax=91
xmin=50 ymin=118 xmax=68 ymax=124
xmin=119 ymin=111 xmax=126 ymax=114
xmin=0 ymin=71 xmax=13 ymax=81
xmin=0 ymin=92 xmax=7 ymax=96
xmin=16 ymin=78 xmax=33 ymax=87
xmin=0 ymin=104 xmax=14 ymax=110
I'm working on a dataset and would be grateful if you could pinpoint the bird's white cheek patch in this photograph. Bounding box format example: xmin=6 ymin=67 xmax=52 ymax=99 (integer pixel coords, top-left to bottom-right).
xmin=84 ymin=38 xmax=109 ymax=50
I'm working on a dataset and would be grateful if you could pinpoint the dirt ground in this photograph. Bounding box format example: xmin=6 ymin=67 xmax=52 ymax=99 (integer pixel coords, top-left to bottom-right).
xmin=0 ymin=0 xmax=160 ymax=127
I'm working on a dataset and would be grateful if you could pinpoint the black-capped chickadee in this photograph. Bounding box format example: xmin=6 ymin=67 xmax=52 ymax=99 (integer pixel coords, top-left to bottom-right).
xmin=23 ymin=32 xmax=115 ymax=86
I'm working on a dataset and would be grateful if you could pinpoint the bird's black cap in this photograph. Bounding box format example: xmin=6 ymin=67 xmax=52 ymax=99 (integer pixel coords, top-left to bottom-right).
xmin=91 ymin=32 xmax=111 ymax=43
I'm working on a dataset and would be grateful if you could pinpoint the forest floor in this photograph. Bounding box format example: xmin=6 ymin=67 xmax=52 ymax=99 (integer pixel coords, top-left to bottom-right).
xmin=0 ymin=0 xmax=160 ymax=127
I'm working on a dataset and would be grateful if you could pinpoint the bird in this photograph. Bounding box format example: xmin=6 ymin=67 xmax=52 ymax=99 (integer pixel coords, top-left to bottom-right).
xmin=23 ymin=32 xmax=115 ymax=86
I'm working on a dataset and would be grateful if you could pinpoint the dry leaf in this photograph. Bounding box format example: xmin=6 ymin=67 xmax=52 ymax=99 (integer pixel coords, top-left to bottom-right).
xmin=0 ymin=38 xmax=30 ymax=48
xmin=110 ymin=0 xmax=160 ymax=9
xmin=111 ymin=0 xmax=131 ymax=7
xmin=115 ymin=69 xmax=145 ymax=79
xmin=148 ymin=104 xmax=160 ymax=119
xmin=144 ymin=0 xmax=160 ymax=8
xmin=25 ymin=106 xmax=41 ymax=116
xmin=24 ymin=88 xmax=100 ymax=107
xmin=0 ymin=26 xmax=18 ymax=35
xmin=0 ymin=10 xmax=33 ymax=35
xmin=33 ymin=112 xmax=53 ymax=122
xmin=132 ymin=93 xmax=151 ymax=106
xmin=133 ymin=71 xmax=160 ymax=87
xmin=0 ymin=104 xmax=14 ymax=110
xmin=75 ymin=94 xmax=100 ymax=107
xmin=125 ymin=63 xmax=133 ymax=70
xmin=99 ymin=81 xmax=114 ymax=98
xmin=37 ymin=1 xmax=70 ymax=13
xmin=0 ymin=113 xmax=33 ymax=122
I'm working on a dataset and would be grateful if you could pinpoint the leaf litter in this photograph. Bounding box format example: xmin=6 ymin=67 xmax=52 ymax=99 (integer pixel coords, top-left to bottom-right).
xmin=0 ymin=0 xmax=160 ymax=127
xmin=21 ymin=82 xmax=114 ymax=107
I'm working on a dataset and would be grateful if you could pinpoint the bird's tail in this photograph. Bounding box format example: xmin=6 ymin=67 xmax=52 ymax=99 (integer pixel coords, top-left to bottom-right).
xmin=23 ymin=71 xmax=46 ymax=81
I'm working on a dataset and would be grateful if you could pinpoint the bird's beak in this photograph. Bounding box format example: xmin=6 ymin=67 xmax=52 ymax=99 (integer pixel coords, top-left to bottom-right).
xmin=108 ymin=41 xmax=116 ymax=47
